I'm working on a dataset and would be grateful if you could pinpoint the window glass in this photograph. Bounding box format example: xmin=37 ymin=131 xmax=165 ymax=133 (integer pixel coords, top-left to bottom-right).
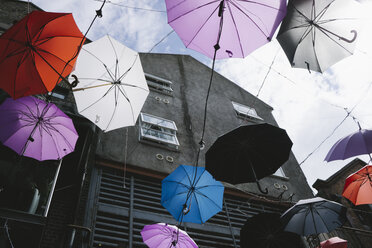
xmin=232 ymin=101 xmax=263 ymax=120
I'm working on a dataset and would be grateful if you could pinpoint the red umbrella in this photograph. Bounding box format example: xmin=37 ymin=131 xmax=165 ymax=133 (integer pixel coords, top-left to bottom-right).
xmin=343 ymin=165 xmax=372 ymax=205
xmin=319 ymin=237 xmax=347 ymax=248
xmin=0 ymin=11 xmax=84 ymax=99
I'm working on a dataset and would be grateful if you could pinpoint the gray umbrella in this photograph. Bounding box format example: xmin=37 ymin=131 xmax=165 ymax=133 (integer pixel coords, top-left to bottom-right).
xmin=280 ymin=197 xmax=347 ymax=236
xmin=277 ymin=0 xmax=362 ymax=73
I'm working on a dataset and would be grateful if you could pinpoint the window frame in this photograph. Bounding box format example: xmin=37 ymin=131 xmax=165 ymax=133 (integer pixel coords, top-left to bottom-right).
xmin=139 ymin=113 xmax=179 ymax=149
xmin=231 ymin=101 xmax=263 ymax=121
xmin=145 ymin=73 xmax=173 ymax=96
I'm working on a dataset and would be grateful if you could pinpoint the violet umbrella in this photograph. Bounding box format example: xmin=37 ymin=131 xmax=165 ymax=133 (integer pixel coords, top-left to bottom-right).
xmin=325 ymin=123 xmax=372 ymax=162
xmin=165 ymin=0 xmax=287 ymax=60
xmin=165 ymin=0 xmax=287 ymax=152
xmin=0 ymin=96 xmax=78 ymax=161
xmin=141 ymin=223 xmax=198 ymax=248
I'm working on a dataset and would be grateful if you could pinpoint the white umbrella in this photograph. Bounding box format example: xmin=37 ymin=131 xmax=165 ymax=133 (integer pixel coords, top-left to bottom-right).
xmin=71 ymin=35 xmax=149 ymax=132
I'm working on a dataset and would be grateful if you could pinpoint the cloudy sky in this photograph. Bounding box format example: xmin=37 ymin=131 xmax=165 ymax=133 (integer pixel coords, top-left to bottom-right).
xmin=27 ymin=0 xmax=372 ymax=192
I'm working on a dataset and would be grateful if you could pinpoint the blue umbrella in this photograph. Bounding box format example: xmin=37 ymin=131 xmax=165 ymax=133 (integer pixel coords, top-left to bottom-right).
xmin=161 ymin=164 xmax=224 ymax=224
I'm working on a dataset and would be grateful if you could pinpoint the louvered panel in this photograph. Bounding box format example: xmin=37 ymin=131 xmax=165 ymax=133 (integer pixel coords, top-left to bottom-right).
xmin=90 ymin=167 xmax=284 ymax=248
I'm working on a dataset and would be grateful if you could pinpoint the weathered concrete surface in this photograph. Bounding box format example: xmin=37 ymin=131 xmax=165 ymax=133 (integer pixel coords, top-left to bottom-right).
xmin=96 ymin=53 xmax=314 ymax=201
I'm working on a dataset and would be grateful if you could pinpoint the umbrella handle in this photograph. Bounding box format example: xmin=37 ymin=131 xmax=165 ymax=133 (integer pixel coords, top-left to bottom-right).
xmin=256 ymin=180 xmax=268 ymax=194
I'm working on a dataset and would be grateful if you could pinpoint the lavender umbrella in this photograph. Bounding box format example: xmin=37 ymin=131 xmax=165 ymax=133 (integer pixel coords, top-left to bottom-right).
xmin=165 ymin=0 xmax=287 ymax=59
xmin=325 ymin=123 xmax=372 ymax=162
xmin=0 ymin=96 xmax=78 ymax=161
xmin=141 ymin=223 xmax=198 ymax=248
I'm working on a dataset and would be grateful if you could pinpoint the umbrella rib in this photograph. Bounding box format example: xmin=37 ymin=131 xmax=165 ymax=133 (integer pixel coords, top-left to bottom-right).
xmin=118 ymin=54 xmax=138 ymax=81
xmin=79 ymin=84 xmax=116 ymax=113
xmin=194 ymin=188 xmax=223 ymax=210
xmin=184 ymin=5 xmax=220 ymax=48
xmin=104 ymin=86 xmax=120 ymax=131
xmin=316 ymin=26 xmax=354 ymax=55
xmin=193 ymin=193 xmax=204 ymax=223
xmin=229 ymin=1 xmax=271 ymax=37
xmin=225 ymin=1 xmax=244 ymax=57
xmin=312 ymin=206 xmax=333 ymax=233
xmin=168 ymin=1 xmax=220 ymax=23
xmin=81 ymin=47 xmax=116 ymax=82
xmin=117 ymin=84 xmax=136 ymax=125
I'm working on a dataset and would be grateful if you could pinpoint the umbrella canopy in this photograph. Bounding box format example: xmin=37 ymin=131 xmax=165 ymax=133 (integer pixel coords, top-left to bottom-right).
xmin=240 ymin=213 xmax=302 ymax=248
xmin=342 ymin=165 xmax=372 ymax=205
xmin=161 ymin=165 xmax=224 ymax=224
xmin=165 ymin=0 xmax=287 ymax=59
xmin=205 ymin=124 xmax=292 ymax=192
xmin=319 ymin=237 xmax=347 ymax=248
xmin=0 ymin=11 xmax=84 ymax=99
xmin=277 ymin=0 xmax=361 ymax=72
xmin=72 ymin=35 xmax=149 ymax=132
xmin=141 ymin=223 xmax=198 ymax=248
xmin=281 ymin=197 xmax=347 ymax=236
xmin=325 ymin=127 xmax=372 ymax=162
xmin=0 ymin=96 xmax=78 ymax=161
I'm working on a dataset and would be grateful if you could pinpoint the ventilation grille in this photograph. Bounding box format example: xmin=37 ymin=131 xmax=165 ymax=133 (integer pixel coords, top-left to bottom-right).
xmin=90 ymin=168 xmax=283 ymax=247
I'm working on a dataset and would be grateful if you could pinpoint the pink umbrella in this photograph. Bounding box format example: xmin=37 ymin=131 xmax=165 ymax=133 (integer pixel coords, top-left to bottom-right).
xmin=141 ymin=223 xmax=198 ymax=248
xmin=0 ymin=96 xmax=78 ymax=161
xmin=165 ymin=0 xmax=287 ymax=59
xmin=319 ymin=237 xmax=347 ymax=248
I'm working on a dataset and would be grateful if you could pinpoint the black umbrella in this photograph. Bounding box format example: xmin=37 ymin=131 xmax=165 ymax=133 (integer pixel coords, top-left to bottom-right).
xmin=280 ymin=197 xmax=347 ymax=236
xmin=240 ymin=213 xmax=302 ymax=248
xmin=277 ymin=0 xmax=361 ymax=73
xmin=205 ymin=123 xmax=293 ymax=194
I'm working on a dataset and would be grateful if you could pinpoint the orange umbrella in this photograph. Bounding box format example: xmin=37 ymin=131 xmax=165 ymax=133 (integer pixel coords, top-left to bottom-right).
xmin=0 ymin=11 xmax=84 ymax=99
xmin=319 ymin=237 xmax=347 ymax=248
xmin=343 ymin=165 xmax=372 ymax=205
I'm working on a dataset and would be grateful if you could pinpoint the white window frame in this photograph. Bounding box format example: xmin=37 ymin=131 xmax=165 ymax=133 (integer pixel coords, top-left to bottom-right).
xmin=272 ymin=167 xmax=286 ymax=178
xmin=139 ymin=113 xmax=179 ymax=149
xmin=145 ymin=73 xmax=173 ymax=96
xmin=231 ymin=101 xmax=263 ymax=121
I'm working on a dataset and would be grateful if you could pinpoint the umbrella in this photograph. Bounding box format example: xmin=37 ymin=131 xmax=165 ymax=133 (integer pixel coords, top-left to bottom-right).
xmin=342 ymin=165 xmax=372 ymax=205
xmin=240 ymin=213 xmax=302 ymax=248
xmin=277 ymin=0 xmax=361 ymax=73
xmin=319 ymin=237 xmax=347 ymax=248
xmin=325 ymin=124 xmax=372 ymax=162
xmin=205 ymin=123 xmax=293 ymax=194
xmin=0 ymin=11 xmax=84 ymax=99
xmin=71 ymin=35 xmax=149 ymax=132
xmin=141 ymin=223 xmax=198 ymax=248
xmin=0 ymin=96 xmax=78 ymax=161
xmin=161 ymin=164 xmax=224 ymax=224
xmin=165 ymin=0 xmax=287 ymax=59
xmin=280 ymin=197 xmax=347 ymax=236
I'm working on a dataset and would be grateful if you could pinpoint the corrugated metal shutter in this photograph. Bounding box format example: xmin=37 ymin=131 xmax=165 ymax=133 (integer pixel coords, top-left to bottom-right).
xmin=88 ymin=167 xmax=283 ymax=248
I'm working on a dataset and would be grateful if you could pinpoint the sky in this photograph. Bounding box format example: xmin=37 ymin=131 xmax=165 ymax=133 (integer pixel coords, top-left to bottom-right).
xmin=26 ymin=0 xmax=372 ymax=192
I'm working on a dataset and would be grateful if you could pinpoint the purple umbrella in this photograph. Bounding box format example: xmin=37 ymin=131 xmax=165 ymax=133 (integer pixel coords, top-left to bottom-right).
xmin=0 ymin=96 xmax=78 ymax=161
xmin=165 ymin=0 xmax=287 ymax=59
xmin=141 ymin=223 xmax=198 ymax=248
xmin=325 ymin=123 xmax=372 ymax=162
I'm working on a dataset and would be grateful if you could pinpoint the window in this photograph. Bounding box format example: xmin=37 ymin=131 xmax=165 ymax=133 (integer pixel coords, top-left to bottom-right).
xmin=139 ymin=113 xmax=179 ymax=149
xmin=272 ymin=167 xmax=286 ymax=178
xmin=231 ymin=101 xmax=263 ymax=121
xmin=145 ymin=73 xmax=173 ymax=95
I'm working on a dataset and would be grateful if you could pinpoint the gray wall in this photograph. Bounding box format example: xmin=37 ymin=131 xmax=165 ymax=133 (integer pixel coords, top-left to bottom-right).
xmin=96 ymin=53 xmax=314 ymax=201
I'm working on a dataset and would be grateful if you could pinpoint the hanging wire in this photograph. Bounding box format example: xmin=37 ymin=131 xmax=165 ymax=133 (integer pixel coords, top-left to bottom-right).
xmin=237 ymin=48 xmax=280 ymax=127
xmin=123 ymin=127 xmax=129 ymax=188
xmin=3 ymin=219 xmax=14 ymax=248
xmin=94 ymin=0 xmax=166 ymax=13
xmin=299 ymin=80 xmax=372 ymax=166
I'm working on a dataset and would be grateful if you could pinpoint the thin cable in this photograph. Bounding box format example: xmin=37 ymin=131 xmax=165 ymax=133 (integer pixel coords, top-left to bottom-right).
xmin=145 ymin=30 xmax=174 ymax=55
xmin=94 ymin=0 xmax=166 ymax=13
xmin=123 ymin=127 xmax=128 ymax=188
xmin=299 ymin=80 xmax=372 ymax=166
xmin=4 ymin=220 xmax=14 ymax=248
xmin=256 ymin=49 xmax=280 ymax=98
